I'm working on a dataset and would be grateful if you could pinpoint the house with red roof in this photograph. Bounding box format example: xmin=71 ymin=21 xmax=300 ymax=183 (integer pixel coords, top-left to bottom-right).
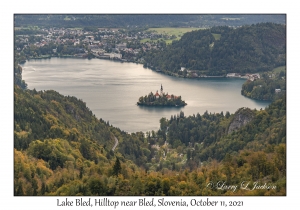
xmin=155 ymin=91 xmax=160 ymax=99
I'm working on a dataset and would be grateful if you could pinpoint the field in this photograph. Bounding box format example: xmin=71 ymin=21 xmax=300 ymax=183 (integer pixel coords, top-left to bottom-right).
xmin=140 ymin=38 xmax=174 ymax=45
xmin=272 ymin=66 xmax=286 ymax=74
xmin=14 ymin=26 xmax=40 ymax=30
xmin=212 ymin=33 xmax=221 ymax=40
xmin=147 ymin=27 xmax=201 ymax=36
xmin=140 ymin=38 xmax=154 ymax=44
xmin=221 ymin=17 xmax=241 ymax=20
xmin=64 ymin=16 xmax=71 ymax=21
xmin=67 ymin=27 xmax=83 ymax=30
xmin=141 ymin=27 xmax=203 ymax=45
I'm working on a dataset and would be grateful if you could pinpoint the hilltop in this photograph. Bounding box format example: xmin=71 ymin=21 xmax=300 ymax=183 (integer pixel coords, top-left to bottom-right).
xmin=144 ymin=23 xmax=286 ymax=75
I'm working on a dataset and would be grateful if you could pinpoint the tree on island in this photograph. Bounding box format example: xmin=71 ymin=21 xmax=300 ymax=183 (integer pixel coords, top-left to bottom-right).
xmin=137 ymin=85 xmax=187 ymax=107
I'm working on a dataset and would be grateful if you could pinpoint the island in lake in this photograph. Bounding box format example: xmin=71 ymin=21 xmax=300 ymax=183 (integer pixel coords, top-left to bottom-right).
xmin=137 ymin=84 xmax=187 ymax=107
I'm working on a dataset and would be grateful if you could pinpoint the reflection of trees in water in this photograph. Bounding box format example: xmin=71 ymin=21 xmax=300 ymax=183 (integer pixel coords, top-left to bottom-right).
xmin=137 ymin=105 xmax=183 ymax=113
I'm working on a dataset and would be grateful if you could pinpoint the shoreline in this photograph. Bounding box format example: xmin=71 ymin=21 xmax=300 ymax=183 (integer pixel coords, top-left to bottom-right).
xmin=20 ymin=56 xmax=269 ymax=103
xmin=23 ymin=56 xmax=248 ymax=80
xmin=19 ymin=57 xmax=272 ymax=133
xmin=137 ymin=102 xmax=187 ymax=107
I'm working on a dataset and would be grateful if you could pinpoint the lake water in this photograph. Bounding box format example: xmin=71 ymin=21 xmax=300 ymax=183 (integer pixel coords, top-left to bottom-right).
xmin=21 ymin=57 xmax=270 ymax=133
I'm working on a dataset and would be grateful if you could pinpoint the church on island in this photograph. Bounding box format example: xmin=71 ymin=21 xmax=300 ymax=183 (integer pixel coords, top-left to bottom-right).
xmin=154 ymin=84 xmax=179 ymax=100
xmin=137 ymin=84 xmax=186 ymax=107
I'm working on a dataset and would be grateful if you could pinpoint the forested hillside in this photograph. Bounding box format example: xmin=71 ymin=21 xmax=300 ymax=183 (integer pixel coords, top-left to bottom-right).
xmin=13 ymin=18 xmax=286 ymax=195
xmin=14 ymin=84 xmax=286 ymax=195
xmin=241 ymin=70 xmax=286 ymax=101
xmin=144 ymin=23 xmax=286 ymax=75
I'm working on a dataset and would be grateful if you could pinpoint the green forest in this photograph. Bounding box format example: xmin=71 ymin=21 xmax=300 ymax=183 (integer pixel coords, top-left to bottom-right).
xmin=13 ymin=18 xmax=286 ymax=196
xmin=14 ymin=82 xmax=286 ymax=195
xmin=144 ymin=23 xmax=286 ymax=75
xmin=241 ymin=70 xmax=286 ymax=101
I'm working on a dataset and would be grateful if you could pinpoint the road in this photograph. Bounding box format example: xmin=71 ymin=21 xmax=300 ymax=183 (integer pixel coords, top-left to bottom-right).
xmin=112 ymin=136 xmax=118 ymax=151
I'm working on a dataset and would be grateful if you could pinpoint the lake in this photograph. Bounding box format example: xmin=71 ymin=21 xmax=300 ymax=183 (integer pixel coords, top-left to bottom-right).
xmin=21 ymin=57 xmax=270 ymax=133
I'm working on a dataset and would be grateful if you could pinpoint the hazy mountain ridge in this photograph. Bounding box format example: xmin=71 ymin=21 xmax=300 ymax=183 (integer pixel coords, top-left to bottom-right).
xmin=14 ymin=14 xmax=286 ymax=28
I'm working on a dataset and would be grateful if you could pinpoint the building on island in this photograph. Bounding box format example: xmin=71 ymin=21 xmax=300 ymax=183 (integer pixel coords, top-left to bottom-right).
xmin=155 ymin=84 xmax=164 ymax=98
xmin=137 ymin=84 xmax=186 ymax=107
xmin=155 ymin=91 xmax=160 ymax=99
xmin=166 ymin=94 xmax=172 ymax=100
xmin=154 ymin=84 xmax=178 ymax=100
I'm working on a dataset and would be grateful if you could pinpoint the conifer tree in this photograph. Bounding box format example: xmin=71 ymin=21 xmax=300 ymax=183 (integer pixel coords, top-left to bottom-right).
xmin=112 ymin=157 xmax=121 ymax=176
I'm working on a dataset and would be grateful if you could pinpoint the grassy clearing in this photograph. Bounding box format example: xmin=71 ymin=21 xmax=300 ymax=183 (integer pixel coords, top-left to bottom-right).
xmin=67 ymin=27 xmax=83 ymax=30
xmin=141 ymin=27 xmax=203 ymax=44
xmin=140 ymin=38 xmax=175 ymax=45
xmin=212 ymin=33 xmax=221 ymax=40
xmin=147 ymin=27 xmax=201 ymax=37
xmin=272 ymin=66 xmax=286 ymax=74
xmin=221 ymin=17 xmax=241 ymax=20
xmin=140 ymin=38 xmax=154 ymax=43
xmin=64 ymin=16 xmax=71 ymax=21
xmin=15 ymin=26 xmax=40 ymax=30
xmin=164 ymin=39 xmax=173 ymax=45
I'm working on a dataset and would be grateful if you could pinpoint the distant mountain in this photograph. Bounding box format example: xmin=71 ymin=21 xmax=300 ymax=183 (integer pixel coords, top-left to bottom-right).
xmin=14 ymin=14 xmax=286 ymax=28
xmin=144 ymin=23 xmax=286 ymax=74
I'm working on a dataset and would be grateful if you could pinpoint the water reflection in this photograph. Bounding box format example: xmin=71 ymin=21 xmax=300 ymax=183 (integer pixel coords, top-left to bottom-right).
xmin=22 ymin=58 xmax=271 ymax=133
xmin=137 ymin=105 xmax=183 ymax=113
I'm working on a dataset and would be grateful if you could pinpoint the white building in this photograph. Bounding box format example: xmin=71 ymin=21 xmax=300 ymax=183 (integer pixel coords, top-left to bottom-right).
xmin=116 ymin=43 xmax=127 ymax=50
xmin=107 ymin=53 xmax=122 ymax=59
xmin=275 ymin=89 xmax=281 ymax=93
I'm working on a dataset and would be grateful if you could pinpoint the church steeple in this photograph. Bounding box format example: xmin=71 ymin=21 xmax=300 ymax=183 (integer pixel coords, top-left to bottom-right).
xmin=160 ymin=84 xmax=163 ymax=96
